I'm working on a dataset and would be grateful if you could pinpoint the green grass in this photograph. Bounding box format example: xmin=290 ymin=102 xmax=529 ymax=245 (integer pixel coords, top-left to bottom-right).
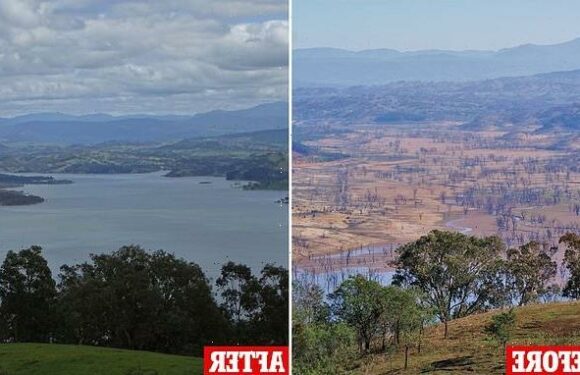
xmin=359 ymin=301 xmax=580 ymax=374
xmin=0 ymin=344 xmax=202 ymax=375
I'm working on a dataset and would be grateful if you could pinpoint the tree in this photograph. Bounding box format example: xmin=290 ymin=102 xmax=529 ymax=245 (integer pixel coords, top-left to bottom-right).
xmin=216 ymin=262 xmax=260 ymax=343
xmin=380 ymin=286 xmax=434 ymax=369
xmin=57 ymin=246 xmax=227 ymax=355
xmin=293 ymin=280 xmax=356 ymax=374
xmin=506 ymin=241 xmax=557 ymax=306
xmin=216 ymin=262 xmax=259 ymax=323
xmin=393 ymin=230 xmax=506 ymax=338
xmin=147 ymin=249 xmax=229 ymax=353
xmin=378 ymin=286 xmax=412 ymax=349
xmin=561 ymin=233 xmax=580 ymax=299
xmin=293 ymin=322 xmax=357 ymax=375
xmin=293 ymin=280 xmax=329 ymax=325
xmin=330 ymin=276 xmax=384 ymax=352
xmin=253 ymin=264 xmax=289 ymax=345
xmin=0 ymin=246 xmax=56 ymax=342
xmin=216 ymin=262 xmax=288 ymax=345
xmin=485 ymin=309 xmax=516 ymax=349
xmin=0 ymin=245 xmax=287 ymax=354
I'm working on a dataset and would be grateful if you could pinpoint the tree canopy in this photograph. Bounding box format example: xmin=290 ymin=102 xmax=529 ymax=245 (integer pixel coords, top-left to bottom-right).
xmin=561 ymin=233 xmax=580 ymax=299
xmin=0 ymin=246 xmax=56 ymax=342
xmin=0 ymin=245 xmax=288 ymax=355
xmin=393 ymin=230 xmax=505 ymax=337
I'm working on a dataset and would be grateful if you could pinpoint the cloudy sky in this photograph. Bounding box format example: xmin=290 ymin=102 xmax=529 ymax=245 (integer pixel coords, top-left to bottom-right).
xmin=295 ymin=0 xmax=580 ymax=51
xmin=0 ymin=0 xmax=288 ymax=116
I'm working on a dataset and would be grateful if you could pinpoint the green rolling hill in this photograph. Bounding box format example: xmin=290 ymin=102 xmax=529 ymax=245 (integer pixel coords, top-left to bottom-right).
xmin=0 ymin=344 xmax=202 ymax=375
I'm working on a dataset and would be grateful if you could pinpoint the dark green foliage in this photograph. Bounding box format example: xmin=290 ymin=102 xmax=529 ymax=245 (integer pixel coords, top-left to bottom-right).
xmin=561 ymin=233 xmax=580 ymax=299
xmin=292 ymin=141 xmax=348 ymax=162
xmin=254 ymin=265 xmax=289 ymax=344
xmin=293 ymin=276 xmax=433 ymax=374
xmin=379 ymin=286 xmax=433 ymax=351
xmin=0 ymin=246 xmax=288 ymax=357
xmin=56 ymin=246 xmax=227 ymax=355
xmin=0 ymin=174 xmax=71 ymax=185
xmin=506 ymin=242 xmax=557 ymax=305
xmin=217 ymin=262 xmax=259 ymax=323
xmin=225 ymin=152 xmax=288 ymax=190
xmin=330 ymin=276 xmax=384 ymax=353
xmin=293 ymin=322 xmax=357 ymax=375
xmin=485 ymin=309 xmax=517 ymax=348
xmin=329 ymin=276 xmax=432 ymax=354
xmin=165 ymin=151 xmax=288 ymax=190
xmin=393 ymin=230 xmax=506 ymax=337
xmin=216 ymin=262 xmax=289 ymax=345
xmin=293 ymin=280 xmax=357 ymax=374
xmin=0 ymin=190 xmax=44 ymax=206
xmin=0 ymin=247 xmax=57 ymax=343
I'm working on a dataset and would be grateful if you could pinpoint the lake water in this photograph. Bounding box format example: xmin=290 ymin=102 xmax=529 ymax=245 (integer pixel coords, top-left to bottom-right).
xmin=294 ymin=267 xmax=394 ymax=295
xmin=0 ymin=172 xmax=288 ymax=280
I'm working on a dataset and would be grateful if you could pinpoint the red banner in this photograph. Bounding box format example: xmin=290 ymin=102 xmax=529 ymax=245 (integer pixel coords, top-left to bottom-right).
xmin=506 ymin=346 xmax=580 ymax=374
xmin=204 ymin=346 xmax=289 ymax=375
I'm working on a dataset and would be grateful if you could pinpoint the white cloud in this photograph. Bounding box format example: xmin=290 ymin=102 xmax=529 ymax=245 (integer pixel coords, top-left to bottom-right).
xmin=0 ymin=0 xmax=41 ymax=28
xmin=210 ymin=21 xmax=289 ymax=70
xmin=0 ymin=0 xmax=288 ymax=115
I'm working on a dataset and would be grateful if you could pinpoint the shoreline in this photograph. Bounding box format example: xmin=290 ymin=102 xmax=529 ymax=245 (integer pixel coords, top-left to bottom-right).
xmin=3 ymin=170 xmax=287 ymax=192
xmin=293 ymin=242 xmax=399 ymax=274
xmin=0 ymin=173 xmax=74 ymax=207
xmin=293 ymin=218 xmax=476 ymax=275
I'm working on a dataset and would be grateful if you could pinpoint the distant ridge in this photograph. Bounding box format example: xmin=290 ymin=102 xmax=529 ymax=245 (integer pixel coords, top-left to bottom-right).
xmin=294 ymin=68 xmax=580 ymax=133
xmin=294 ymin=38 xmax=580 ymax=86
xmin=0 ymin=102 xmax=288 ymax=145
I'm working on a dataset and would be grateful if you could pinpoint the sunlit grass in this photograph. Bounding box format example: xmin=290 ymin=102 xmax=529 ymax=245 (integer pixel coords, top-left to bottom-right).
xmin=0 ymin=343 xmax=202 ymax=375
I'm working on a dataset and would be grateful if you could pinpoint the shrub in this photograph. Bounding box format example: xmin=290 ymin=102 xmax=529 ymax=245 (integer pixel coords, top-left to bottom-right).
xmin=485 ymin=309 xmax=516 ymax=348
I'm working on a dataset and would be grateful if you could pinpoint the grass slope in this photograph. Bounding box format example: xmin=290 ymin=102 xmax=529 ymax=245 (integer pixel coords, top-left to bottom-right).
xmin=362 ymin=301 xmax=580 ymax=374
xmin=0 ymin=344 xmax=202 ymax=375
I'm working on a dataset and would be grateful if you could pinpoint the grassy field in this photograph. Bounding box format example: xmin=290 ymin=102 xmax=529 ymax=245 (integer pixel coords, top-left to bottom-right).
xmin=359 ymin=301 xmax=580 ymax=374
xmin=0 ymin=344 xmax=202 ymax=375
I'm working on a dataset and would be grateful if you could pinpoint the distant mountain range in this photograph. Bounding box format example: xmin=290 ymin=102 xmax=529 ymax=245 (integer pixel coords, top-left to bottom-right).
xmin=294 ymin=38 xmax=580 ymax=86
xmin=0 ymin=102 xmax=288 ymax=145
xmin=294 ymin=68 xmax=580 ymax=134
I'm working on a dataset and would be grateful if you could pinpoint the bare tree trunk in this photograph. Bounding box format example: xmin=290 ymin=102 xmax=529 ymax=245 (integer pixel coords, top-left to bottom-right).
xmin=404 ymin=345 xmax=409 ymax=370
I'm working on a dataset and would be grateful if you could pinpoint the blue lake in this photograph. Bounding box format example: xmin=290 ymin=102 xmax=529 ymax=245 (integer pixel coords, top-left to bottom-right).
xmin=0 ymin=172 xmax=288 ymax=280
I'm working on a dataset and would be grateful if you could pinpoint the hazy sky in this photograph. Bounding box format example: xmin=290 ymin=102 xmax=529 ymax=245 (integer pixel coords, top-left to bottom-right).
xmin=294 ymin=0 xmax=580 ymax=51
xmin=0 ymin=0 xmax=288 ymax=115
